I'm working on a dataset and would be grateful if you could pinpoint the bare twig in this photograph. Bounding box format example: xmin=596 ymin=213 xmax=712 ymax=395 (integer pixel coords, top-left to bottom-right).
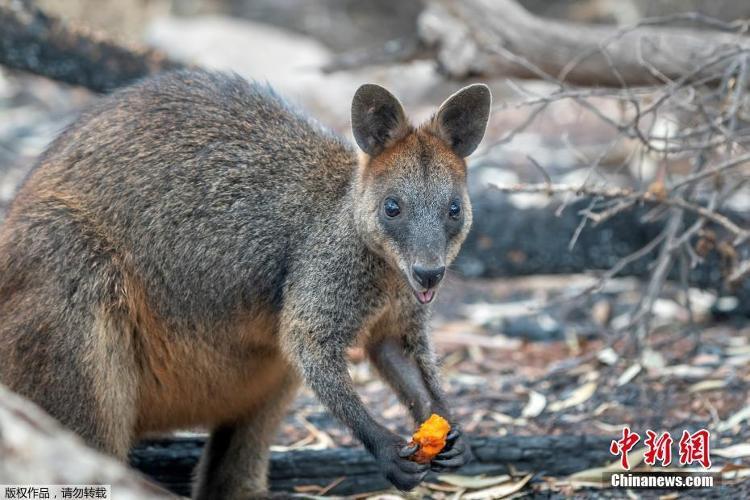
xmin=488 ymin=182 xmax=749 ymax=241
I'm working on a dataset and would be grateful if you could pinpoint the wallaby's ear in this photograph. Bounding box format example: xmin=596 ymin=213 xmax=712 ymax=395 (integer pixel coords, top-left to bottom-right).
xmin=430 ymin=84 xmax=492 ymax=157
xmin=351 ymin=84 xmax=410 ymax=156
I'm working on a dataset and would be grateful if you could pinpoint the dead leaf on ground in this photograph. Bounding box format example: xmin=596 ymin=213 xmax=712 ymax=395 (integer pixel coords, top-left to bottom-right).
xmin=461 ymin=474 xmax=533 ymax=500
xmin=717 ymin=405 xmax=750 ymax=432
xmin=617 ymin=364 xmax=642 ymax=386
xmin=424 ymin=481 xmax=463 ymax=492
xmin=597 ymin=347 xmax=618 ymax=366
xmin=660 ymin=364 xmax=713 ymax=379
xmin=521 ymin=391 xmax=547 ymax=418
xmin=688 ymin=379 xmax=727 ymax=393
xmin=438 ymin=474 xmax=511 ymax=489
xmin=721 ymin=463 xmax=750 ymax=480
xmin=713 ymin=443 xmax=750 ymax=459
xmin=549 ymin=382 xmax=597 ymax=412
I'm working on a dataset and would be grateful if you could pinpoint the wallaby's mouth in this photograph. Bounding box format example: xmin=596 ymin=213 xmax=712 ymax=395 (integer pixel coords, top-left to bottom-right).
xmin=414 ymin=289 xmax=436 ymax=304
xmin=404 ymin=263 xmax=444 ymax=305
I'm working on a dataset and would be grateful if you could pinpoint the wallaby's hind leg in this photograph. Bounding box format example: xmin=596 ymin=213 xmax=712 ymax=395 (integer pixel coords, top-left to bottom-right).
xmin=0 ymin=282 xmax=139 ymax=457
xmin=193 ymin=371 xmax=299 ymax=500
xmin=84 ymin=307 xmax=140 ymax=457
xmin=0 ymin=202 xmax=139 ymax=458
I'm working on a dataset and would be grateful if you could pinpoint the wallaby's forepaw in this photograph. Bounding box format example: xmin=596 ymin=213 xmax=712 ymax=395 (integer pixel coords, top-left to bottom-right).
xmin=374 ymin=436 xmax=429 ymax=491
xmin=430 ymin=427 xmax=472 ymax=473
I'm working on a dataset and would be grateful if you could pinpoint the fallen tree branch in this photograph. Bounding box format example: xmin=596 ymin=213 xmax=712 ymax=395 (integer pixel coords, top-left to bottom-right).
xmin=0 ymin=0 xmax=183 ymax=92
xmin=325 ymin=0 xmax=750 ymax=88
xmin=130 ymin=434 xmax=613 ymax=496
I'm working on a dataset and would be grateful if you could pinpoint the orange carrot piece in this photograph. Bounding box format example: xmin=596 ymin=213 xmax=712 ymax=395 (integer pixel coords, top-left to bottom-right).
xmin=409 ymin=414 xmax=451 ymax=463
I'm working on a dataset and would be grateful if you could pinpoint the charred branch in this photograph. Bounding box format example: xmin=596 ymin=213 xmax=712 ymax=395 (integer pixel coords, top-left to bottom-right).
xmin=129 ymin=434 xmax=613 ymax=497
xmin=0 ymin=0 xmax=182 ymax=92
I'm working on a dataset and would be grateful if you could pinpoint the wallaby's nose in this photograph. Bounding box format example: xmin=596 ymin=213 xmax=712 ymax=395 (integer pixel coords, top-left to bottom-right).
xmin=412 ymin=265 xmax=445 ymax=289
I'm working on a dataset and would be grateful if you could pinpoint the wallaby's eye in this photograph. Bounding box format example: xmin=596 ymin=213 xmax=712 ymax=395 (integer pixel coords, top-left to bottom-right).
xmin=449 ymin=200 xmax=461 ymax=219
xmin=384 ymin=198 xmax=401 ymax=218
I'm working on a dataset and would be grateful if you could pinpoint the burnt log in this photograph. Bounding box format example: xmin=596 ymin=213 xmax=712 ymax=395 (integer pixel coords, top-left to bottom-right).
xmin=0 ymin=0 xmax=182 ymax=92
xmin=129 ymin=434 xmax=612 ymax=496
xmin=455 ymin=186 xmax=750 ymax=311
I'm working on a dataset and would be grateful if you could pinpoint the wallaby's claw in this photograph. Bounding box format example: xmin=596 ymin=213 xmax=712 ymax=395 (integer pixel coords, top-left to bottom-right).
xmin=398 ymin=443 xmax=419 ymax=458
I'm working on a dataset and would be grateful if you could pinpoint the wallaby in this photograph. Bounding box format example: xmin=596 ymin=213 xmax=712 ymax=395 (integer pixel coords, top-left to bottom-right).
xmin=0 ymin=70 xmax=491 ymax=498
